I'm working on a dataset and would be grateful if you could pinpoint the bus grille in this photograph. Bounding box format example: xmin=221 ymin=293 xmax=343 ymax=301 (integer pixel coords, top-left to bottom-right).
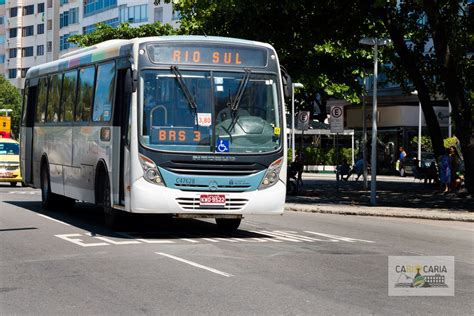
xmin=176 ymin=197 xmax=248 ymax=211
xmin=164 ymin=160 xmax=262 ymax=177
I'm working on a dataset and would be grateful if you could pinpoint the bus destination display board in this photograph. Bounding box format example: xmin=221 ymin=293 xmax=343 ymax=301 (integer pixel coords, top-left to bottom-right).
xmin=147 ymin=44 xmax=268 ymax=67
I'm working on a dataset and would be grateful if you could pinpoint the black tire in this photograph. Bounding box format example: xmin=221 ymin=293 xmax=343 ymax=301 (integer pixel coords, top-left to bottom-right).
xmin=40 ymin=164 xmax=61 ymax=210
xmin=215 ymin=218 xmax=241 ymax=231
xmin=100 ymin=172 xmax=123 ymax=229
xmin=10 ymin=182 xmax=17 ymax=187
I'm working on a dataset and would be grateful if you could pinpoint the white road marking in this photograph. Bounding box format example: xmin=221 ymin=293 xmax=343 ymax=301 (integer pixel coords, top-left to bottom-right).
xmin=156 ymin=252 xmax=234 ymax=277
xmin=272 ymin=231 xmax=320 ymax=242
xmin=89 ymin=234 xmax=142 ymax=245
xmin=305 ymin=231 xmax=375 ymax=243
xmin=256 ymin=230 xmax=303 ymax=242
xmin=55 ymin=234 xmax=109 ymax=247
xmin=201 ymin=238 xmax=220 ymax=243
xmin=37 ymin=214 xmax=71 ymax=226
xmin=136 ymin=238 xmax=175 ymax=244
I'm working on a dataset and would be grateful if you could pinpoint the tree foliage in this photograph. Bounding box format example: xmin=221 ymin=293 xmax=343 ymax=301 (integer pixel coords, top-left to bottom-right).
xmin=0 ymin=75 xmax=22 ymax=139
xmin=68 ymin=22 xmax=179 ymax=47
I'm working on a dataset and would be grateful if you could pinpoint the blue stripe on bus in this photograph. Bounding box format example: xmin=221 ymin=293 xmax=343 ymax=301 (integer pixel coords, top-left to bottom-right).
xmin=159 ymin=167 xmax=265 ymax=192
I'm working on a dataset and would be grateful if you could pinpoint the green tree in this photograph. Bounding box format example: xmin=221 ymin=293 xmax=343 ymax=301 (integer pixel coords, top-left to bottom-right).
xmin=0 ymin=75 xmax=22 ymax=139
xmin=68 ymin=22 xmax=179 ymax=47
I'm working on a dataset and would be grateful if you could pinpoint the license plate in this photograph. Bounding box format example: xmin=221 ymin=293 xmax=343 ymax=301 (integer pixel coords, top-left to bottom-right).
xmin=0 ymin=171 xmax=13 ymax=178
xmin=200 ymin=194 xmax=226 ymax=206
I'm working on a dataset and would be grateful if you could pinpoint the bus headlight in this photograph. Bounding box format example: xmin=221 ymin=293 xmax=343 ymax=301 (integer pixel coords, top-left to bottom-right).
xmin=259 ymin=158 xmax=283 ymax=190
xmin=139 ymin=154 xmax=164 ymax=186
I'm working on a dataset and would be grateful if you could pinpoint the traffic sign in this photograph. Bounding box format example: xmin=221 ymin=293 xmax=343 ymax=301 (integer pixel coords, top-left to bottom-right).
xmin=0 ymin=116 xmax=11 ymax=133
xmin=297 ymin=111 xmax=310 ymax=130
xmin=330 ymin=105 xmax=344 ymax=133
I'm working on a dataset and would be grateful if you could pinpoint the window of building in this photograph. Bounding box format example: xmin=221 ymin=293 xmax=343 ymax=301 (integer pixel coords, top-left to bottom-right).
xmin=0 ymin=35 xmax=4 ymax=44
xmin=60 ymin=0 xmax=69 ymax=5
xmin=154 ymin=7 xmax=163 ymax=22
xmin=22 ymin=25 xmax=34 ymax=37
xmin=47 ymin=74 xmax=62 ymax=122
xmin=84 ymin=0 xmax=118 ymax=17
xmin=47 ymin=41 xmax=52 ymax=52
xmin=172 ymin=10 xmax=181 ymax=20
xmin=60 ymin=11 xmax=69 ymax=28
xmin=21 ymin=68 xmax=30 ymax=78
xmin=22 ymin=46 xmax=34 ymax=57
xmin=61 ymin=70 xmax=77 ymax=122
xmin=0 ymin=16 xmax=4 ymax=25
xmin=37 ymin=45 xmax=44 ymax=56
xmin=36 ymin=77 xmax=48 ymax=123
xmin=38 ymin=3 xmax=45 ymax=13
xmin=83 ymin=18 xmax=119 ymax=34
xmin=9 ymin=28 xmax=17 ymax=38
xmin=23 ymin=5 xmax=35 ymax=16
xmin=47 ymin=19 xmax=52 ymax=30
xmin=0 ymin=55 xmax=5 ymax=64
xmin=9 ymin=48 xmax=17 ymax=58
xmin=93 ymin=62 xmax=115 ymax=122
xmin=37 ymin=24 xmax=45 ymax=34
xmin=47 ymin=0 xmax=52 ymax=9
xmin=8 ymin=69 xmax=17 ymax=79
xmin=69 ymin=7 xmax=79 ymax=24
xmin=10 ymin=7 xmax=18 ymax=18
xmin=76 ymin=66 xmax=96 ymax=122
xmin=119 ymin=4 xmax=147 ymax=23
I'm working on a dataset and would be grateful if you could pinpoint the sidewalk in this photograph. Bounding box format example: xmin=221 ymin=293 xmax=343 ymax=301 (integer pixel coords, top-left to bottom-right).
xmin=285 ymin=173 xmax=474 ymax=222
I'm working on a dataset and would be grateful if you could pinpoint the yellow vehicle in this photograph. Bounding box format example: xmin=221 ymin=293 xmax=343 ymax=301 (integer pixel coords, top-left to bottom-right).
xmin=0 ymin=138 xmax=22 ymax=186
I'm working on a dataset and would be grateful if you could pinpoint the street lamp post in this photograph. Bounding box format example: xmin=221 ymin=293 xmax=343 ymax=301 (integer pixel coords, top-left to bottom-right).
xmin=291 ymin=83 xmax=304 ymax=162
xmin=359 ymin=38 xmax=391 ymax=206
xmin=411 ymin=90 xmax=422 ymax=166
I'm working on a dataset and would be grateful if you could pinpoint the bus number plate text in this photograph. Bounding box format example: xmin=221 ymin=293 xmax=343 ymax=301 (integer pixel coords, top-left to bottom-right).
xmin=200 ymin=194 xmax=226 ymax=206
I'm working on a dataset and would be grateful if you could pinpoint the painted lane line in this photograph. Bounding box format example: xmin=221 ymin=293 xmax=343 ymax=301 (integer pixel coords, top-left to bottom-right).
xmin=88 ymin=234 xmax=142 ymax=245
xmin=305 ymin=231 xmax=375 ymax=243
xmin=255 ymin=230 xmax=303 ymax=242
xmin=156 ymin=252 xmax=234 ymax=278
xmin=37 ymin=214 xmax=71 ymax=226
xmin=136 ymin=238 xmax=175 ymax=244
xmin=272 ymin=231 xmax=320 ymax=242
xmin=55 ymin=234 xmax=109 ymax=247
xmin=201 ymin=238 xmax=220 ymax=243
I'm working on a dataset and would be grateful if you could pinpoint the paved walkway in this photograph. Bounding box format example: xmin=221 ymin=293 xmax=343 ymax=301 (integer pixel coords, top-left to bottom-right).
xmin=285 ymin=173 xmax=474 ymax=222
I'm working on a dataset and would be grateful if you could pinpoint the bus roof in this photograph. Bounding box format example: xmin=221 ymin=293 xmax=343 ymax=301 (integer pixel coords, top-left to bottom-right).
xmin=25 ymin=36 xmax=275 ymax=81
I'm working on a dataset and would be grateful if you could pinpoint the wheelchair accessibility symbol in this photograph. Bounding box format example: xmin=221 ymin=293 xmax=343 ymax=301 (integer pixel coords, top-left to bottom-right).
xmin=216 ymin=139 xmax=230 ymax=153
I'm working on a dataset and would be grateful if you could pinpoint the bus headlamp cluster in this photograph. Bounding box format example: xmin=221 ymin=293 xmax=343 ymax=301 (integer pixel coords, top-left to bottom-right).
xmin=139 ymin=154 xmax=164 ymax=185
xmin=258 ymin=158 xmax=283 ymax=190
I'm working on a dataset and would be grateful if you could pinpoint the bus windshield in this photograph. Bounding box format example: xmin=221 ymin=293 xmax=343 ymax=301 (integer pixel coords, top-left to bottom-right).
xmin=140 ymin=69 xmax=281 ymax=153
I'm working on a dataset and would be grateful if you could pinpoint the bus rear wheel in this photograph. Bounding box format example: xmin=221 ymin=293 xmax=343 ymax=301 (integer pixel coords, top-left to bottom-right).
xmin=40 ymin=164 xmax=61 ymax=209
xmin=215 ymin=218 xmax=241 ymax=231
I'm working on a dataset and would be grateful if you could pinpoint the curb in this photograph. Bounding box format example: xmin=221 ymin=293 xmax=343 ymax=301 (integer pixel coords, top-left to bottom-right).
xmin=284 ymin=203 xmax=474 ymax=222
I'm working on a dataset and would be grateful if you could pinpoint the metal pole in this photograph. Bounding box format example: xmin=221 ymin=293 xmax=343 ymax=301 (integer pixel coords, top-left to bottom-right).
xmin=370 ymin=43 xmax=378 ymax=206
xmin=291 ymin=84 xmax=295 ymax=162
xmin=351 ymin=133 xmax=355 ymax=166
xmin=362 ymin=79 xmax=368 ymax=190
xmin=418 ymin=100 xmax=422 ymax=166
xmin=448 ymin=101 xmax=452 ymax=138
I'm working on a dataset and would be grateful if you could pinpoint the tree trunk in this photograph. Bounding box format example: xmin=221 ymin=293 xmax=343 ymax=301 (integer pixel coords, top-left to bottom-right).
xmin=423 ymin=0 xmax=474 ymax=194
xmin=378 ymin=6 xmax=445 ymax=159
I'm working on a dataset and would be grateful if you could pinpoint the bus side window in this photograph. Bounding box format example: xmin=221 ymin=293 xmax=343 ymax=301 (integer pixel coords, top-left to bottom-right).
xmin=47 ymin=73 xmax=61 ymax=123
xmin=61 ymin=70 xmax=77 ymax=122
xmin=35 ymin=77 xmax=48 ymax=123
xmin=76 ymin=66 xmax=96 ymax=122
xmin=92 ymin=61 xmax=116 ymax=122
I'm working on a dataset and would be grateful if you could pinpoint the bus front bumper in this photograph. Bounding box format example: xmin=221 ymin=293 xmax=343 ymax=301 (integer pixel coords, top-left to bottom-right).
xmin=130 ymin=177 xmax=286 ymax=216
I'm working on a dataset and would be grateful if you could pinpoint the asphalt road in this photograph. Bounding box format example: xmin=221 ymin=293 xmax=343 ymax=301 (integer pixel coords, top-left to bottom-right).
xmin=1 ymin=184 xmax=473 ymax=315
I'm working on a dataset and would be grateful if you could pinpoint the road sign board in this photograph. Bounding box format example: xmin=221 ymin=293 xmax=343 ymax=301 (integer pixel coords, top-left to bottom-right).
xmin=0 ymin=116 xmax=11 ymax=133
xmin=330 ymin=106 xmax=344 ymax=133
xmin=297 ymin=111 xmax=310 ymax=130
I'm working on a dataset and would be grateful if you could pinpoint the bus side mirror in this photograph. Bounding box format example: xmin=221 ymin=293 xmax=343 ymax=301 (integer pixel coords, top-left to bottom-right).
xmin=281 ymin=66 xmax=292 ymax=99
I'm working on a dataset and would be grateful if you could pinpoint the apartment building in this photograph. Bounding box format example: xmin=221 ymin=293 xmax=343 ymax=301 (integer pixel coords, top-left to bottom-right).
xmin=1 ymin=0 xmax=176 ymax=89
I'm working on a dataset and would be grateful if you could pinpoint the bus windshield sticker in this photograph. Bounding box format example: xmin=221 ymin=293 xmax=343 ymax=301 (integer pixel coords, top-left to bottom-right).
xmin=197 ymin=113 xmax=212 ymax=127
xmin=215 ymin=139 xmax=230 ymax=153
xmin=148 ymin=44 xmax=268 ymax=67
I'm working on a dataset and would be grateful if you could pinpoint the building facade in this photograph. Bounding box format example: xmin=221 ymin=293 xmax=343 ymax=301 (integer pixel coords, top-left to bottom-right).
xmin=1 ymin=0 xmax=176 ymax=90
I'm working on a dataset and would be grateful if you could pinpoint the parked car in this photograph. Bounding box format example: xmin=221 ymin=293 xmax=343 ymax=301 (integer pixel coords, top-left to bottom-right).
xmin=399 ymin=151 xmax=436 ymax=177
xmin=0 ymin=138 xmax=22 ymax=186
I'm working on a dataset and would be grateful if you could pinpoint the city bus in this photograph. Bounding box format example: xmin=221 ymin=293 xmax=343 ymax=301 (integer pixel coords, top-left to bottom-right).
xmin=20 ymin=36 xmax=290 ymax=230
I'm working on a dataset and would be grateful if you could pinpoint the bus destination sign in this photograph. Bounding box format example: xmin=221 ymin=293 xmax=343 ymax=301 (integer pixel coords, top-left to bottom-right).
xmin=147 ymin=44 xmax=268 ymax=67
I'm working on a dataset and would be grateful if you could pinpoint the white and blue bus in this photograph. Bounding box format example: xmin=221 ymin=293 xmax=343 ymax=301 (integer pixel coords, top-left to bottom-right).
xmin=21 ymin=36 xmax=290 ymax=230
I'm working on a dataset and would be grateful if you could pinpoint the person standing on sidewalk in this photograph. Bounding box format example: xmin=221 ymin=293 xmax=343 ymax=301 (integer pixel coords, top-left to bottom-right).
xmin=439 ymin=147 xmax=453 ymax=194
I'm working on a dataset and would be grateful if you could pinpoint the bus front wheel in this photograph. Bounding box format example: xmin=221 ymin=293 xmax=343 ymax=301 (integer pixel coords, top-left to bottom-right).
xmin=40 ymin=164 xmax=62 ymax=210
xmin=215 ymin=218 xmax=241 ymax=231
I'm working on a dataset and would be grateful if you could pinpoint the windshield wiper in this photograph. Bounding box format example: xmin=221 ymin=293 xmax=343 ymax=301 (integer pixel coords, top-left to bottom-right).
xmin=170 ymin=65 xmax=198 ymax=124
xmin=230 ymin=68 xmax=252 ymax=115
